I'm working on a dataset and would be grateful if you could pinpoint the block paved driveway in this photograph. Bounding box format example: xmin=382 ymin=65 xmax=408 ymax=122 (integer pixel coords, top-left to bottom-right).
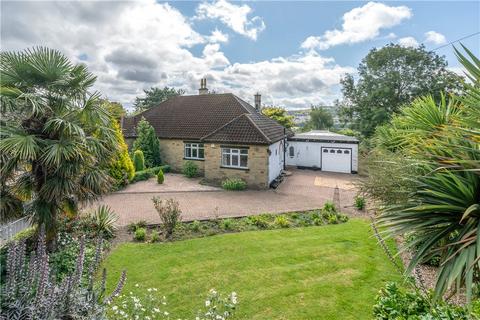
xmin=89 ymin=169 xmax=361 ymax=226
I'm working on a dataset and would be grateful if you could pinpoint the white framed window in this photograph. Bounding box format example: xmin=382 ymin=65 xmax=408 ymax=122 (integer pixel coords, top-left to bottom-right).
xmin=221 ymin=148 xmax=248 ymax=169
xmin=184 ymin=143 xmax=204 ymax=160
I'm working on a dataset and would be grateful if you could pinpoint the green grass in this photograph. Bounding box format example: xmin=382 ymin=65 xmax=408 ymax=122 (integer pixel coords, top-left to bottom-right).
xmin=103 ymin=218 xmax=401 ymax=319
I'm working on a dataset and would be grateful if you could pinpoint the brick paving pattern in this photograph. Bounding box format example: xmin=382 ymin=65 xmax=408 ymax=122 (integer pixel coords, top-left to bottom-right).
xmin=90 ymin=169 xmax=360 ymax=226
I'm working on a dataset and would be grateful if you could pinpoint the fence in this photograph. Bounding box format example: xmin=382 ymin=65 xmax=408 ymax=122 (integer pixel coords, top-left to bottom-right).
xmin=0 ymin=216 xmax=31 ymax=245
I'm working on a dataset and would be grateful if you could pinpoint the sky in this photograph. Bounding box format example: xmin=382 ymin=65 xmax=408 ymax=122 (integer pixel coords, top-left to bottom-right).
xmin=1 ymin=0 xmax=479 ymax=110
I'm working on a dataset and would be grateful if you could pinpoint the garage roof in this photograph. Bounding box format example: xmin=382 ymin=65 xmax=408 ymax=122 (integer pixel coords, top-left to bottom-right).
xmin=289 ymin=130 xmax=359 ymax=143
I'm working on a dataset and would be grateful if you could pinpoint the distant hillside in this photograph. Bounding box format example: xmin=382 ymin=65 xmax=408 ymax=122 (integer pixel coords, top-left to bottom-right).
xmin=287 ymin=106 xmax=340 ymax=127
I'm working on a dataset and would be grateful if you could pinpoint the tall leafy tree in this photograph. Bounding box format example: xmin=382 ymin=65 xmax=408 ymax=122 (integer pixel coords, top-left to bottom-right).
xmin=338 ymin=44 xmax=464 ymax=137
xmin=132 ymin=118 xmax=161 ymax=168
xmin=133 ymin=86 xmax=185 ymax=113
xmin=369 ymin=46 xmax=480 ymax=303
xmin=305 ymin=106 xmax=334 ymax=130
xmin=261 ymin=106 xmax=294 ymax=128
xmin=0 ymin=47 xmax=118 ymax=233
xmin=102 ymin=100 xmax=126 ymax=121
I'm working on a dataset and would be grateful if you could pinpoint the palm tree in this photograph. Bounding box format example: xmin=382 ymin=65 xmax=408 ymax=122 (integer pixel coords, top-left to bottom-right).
xmin=375 ymin=45 xmax=480 ymax=303
xmin=0 ymin=47 xmax=118 ymax=235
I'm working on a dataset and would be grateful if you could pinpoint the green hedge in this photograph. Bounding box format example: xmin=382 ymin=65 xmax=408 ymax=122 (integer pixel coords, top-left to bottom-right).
xmin=131 ymin=165 xmax=171 ymax=183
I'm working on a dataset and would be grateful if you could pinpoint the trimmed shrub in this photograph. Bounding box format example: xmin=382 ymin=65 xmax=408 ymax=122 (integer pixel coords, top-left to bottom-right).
xmin=183 ymin=161 xmax=198 ymax=178
xmin=274 ymin=215 xmax=290 ymax=228
xmin=157 ymin=169 xmax=164 ymax=184
xmin=133 ymin=118 xmax=161 ymax=167
xmin=131 ymin=165 xmax=171 ymax=183
xmin=134 ymin=227 xmax=146 ymax=241
xmin=152 ymin=197 xmax=182 ymax=238
xmin=133 ymin=150 xmax=145 ymax=171
xmin=354 ymin=195 xmax=366 ymax=210
xmin=222 ymin=178 xmax=247 ymax=191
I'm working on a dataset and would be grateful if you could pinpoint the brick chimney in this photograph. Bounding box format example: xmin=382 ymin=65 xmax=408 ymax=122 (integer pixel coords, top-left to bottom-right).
xmin=199 ymin=78 xmax=208 ymax=95
xmin=254 ymin=93 xmax=261 ymax=111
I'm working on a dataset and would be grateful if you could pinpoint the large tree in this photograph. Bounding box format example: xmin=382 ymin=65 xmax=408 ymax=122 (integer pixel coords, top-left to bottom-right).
xmin=364 ymin=46 xmax=480 ymax=303
xmin=338 ymin=44 xmax=464 ymax=137
xmin=132 ymin=118 xmax=161 ymax=168
xmin=134 ymin=86 xmax=185 ymax=113
xmin=261 ymin=106 xmax=294 ymax=128
xmin=0 ymin=47 xmax=118 ymax=234
xmin=305 ymin=106 xmax=334 ymax=130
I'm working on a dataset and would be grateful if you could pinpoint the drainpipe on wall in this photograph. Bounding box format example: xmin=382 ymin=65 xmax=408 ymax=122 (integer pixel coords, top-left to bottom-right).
xmin=283 ymin=128 xmax=287 ymax=171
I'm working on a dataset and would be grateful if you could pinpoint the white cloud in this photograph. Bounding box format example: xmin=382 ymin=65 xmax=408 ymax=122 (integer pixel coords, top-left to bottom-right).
xmin=398 ymin=36 xmax=419 ymax=47
xmin=424 ymin=31 xmax=447 ymax=45
xmin=1 ymin=0 xmax=352 ymax=109
xmin=195 ymin=0 xmax=265 ymax=40
xmin=208 ymin=28 xmax=229 ymax=43
xmin=301 ymin=2 xmax=412 ymax=50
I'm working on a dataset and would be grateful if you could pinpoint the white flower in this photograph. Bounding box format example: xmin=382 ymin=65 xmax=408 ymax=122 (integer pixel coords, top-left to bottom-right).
xmin=205 ymin=300 xmax=211 ymax=307
xmin=153 ymin=308 xmax=160 ymax=313
xmin=112 ymin=306 xmax=118 ymax=311
xmin=135 ymin=283 xmax=139 ymax=287
xmin=145 ymin=317 xmax=151 ymax=320
xmin=230 ymin=292 xmax=238 ymax=304
xmin=147 ymin=288 xmax=152 ymax=292
xmin=164 ymin=311 xmax=169 ymax=316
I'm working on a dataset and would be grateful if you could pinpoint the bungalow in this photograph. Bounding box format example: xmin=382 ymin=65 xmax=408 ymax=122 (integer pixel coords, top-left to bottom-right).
xmin=122 ymin=79 xmax=292 ymax=189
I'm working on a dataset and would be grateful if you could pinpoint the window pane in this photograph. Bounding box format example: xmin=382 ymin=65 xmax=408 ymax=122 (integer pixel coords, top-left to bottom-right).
xmin=186 ymin=148 xmax=191 ymax=158
xmin=289 ymin=146 xmax=294 ymax=157
xmin=222 ymin=153 xmax=230 ymax=166
xmin=240 ymin=155 xmax=248 ymax=167
xmin=232 ymin=154 xmax=239 ymax=166
xmin=323 ymin=149 xmax=328 ymax=153
xmin=240 ymin=149 xmax=248 ymax=155
xmin=199 ymin=148 xmax=204 ymax=159
xmin=344 ymin=150 xmax=350 ymax=154
xmin=232 ymin=149 xmax=239 ymax=154
xmin=192 ymin=148 xmax=197 ymax=158
xmin=223 ymin=148 xmax=230 ymax=154
xmin=337 ymin=150 xmax=342 ymax=153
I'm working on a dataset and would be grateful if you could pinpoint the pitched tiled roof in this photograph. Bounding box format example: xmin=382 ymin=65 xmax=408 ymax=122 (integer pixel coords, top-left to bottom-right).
xmin=122 ymin=93 xmax=290 ymax=145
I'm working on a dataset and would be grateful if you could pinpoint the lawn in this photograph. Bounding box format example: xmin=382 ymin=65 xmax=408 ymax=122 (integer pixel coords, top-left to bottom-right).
xmin=103 ymin=218 xmax=401 ymax=319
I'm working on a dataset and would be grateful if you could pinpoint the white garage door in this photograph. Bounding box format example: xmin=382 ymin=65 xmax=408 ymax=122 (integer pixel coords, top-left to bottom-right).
xmin=321 ymin=147 xmax=352 ymax=173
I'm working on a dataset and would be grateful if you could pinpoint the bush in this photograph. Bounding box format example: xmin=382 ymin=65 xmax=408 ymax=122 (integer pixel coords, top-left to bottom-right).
xmin=1 ymin=229 xmax=126 ymax=319
xmin=274 ymin=215 xmax=290 ymax=228
xmin=189 ymin=220 xmax=201 ymax=232
xmin=131 ymin=165 xmax=171 ymax=183
xmin=150 ymin=230 xmax=160 ymax=243
xmin=134 ymin=227 xmax=146 ymax=241
xmin=152 ymin=197 xmax=182 ymax=238
xmin=247 ymin=215 xmax=270 ymax=229
xmin=323 ymin=201 xmax=336 ymax=213
xmin=127 ymin=220 xmax=147 ymax=233
xmin=354 ymin=195 xmax=366 ymax=210
xmin=88 ymin=205 xmax=118 ymax=238
xmin=222 ymin=178 xmax=247 ymax=191
xmin=221 ymin=218 xmax=235 ymax=230
xmin=373 ymin=282 xmax=476 ymax=319
xmin=183 ymin=160 xmax=198 ymax=178
xmin=108 ymin=120 xmax=135 ymax=188
xmin=133 ymin=149 xmax=145 ymax=171
xmin=157 ymin=169 xmax=164 ymax=184
xmin=339 ymin=214 xmax=349 ymax=223
xmin=133 ymin=118 xmax=162 ymax=167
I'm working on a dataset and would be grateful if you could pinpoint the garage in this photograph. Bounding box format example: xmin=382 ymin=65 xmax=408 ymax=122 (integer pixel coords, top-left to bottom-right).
xmin=285 ymin=130 xmax=358 ymax=174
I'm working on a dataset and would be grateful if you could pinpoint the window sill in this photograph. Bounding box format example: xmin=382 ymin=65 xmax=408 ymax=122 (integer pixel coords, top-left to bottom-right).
xmin=220 ymin=166 xmax=249 ymax=171
xmin=183 ymin=158 xmax=205 ymax=161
